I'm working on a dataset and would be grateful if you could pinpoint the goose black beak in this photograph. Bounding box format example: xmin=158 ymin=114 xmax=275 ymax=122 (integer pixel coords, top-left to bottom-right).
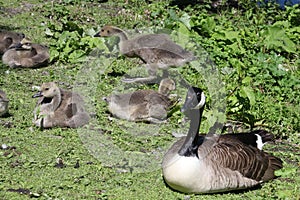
xmin=32 ymin=91 xmax=42 ymax=98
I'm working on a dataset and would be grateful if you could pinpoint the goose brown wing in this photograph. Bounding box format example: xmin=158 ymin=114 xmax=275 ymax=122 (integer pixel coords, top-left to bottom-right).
xmin=203 ymin=137 xmax=282 ymax=181
xmin=219 ymin=130 xmax=275 ymax=149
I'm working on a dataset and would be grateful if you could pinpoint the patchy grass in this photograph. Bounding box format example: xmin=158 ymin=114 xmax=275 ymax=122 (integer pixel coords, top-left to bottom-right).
xmin=0 ymin=0 xmax=299 ymax=199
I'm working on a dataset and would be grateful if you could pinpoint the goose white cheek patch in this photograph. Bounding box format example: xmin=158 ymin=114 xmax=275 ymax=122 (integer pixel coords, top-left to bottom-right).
xmin=255 ymin=134 xmax=264 ymax=150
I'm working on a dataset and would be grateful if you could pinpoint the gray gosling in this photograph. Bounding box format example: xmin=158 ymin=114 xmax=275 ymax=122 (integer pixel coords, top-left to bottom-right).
xmin=103 ymin=78 xmax=176 ymax=123
xmin=2 ymin=37 xmax=49 ymax=68
xmin=0 ymin=90 xmax=9 ymax=117
xmin=94 ymin=25 xmax=195 ymax=83
xmin=162 ymin=87 xmax=283 ymax=194
xmin=0 ymin=30 xmax=25 ymax=54
xmin=32 ymin=82 xmax=90 ymax=128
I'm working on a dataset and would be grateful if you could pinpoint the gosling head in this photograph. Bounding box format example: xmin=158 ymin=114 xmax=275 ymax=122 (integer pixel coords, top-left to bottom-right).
xmin=94 ymin=25 xmax=123 ymax=37
xmin=158 ymin=78 xmax=176 ymax=96
xmin=10 ymin=37 xmax=32 ymax=50
xmin=19 ymin=38 xmax=32 ymax=50
xmin=32 ymin=82 xmax=60 ymax=98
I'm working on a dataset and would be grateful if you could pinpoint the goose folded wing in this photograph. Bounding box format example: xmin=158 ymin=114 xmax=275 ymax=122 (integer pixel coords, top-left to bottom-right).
xmin=204 ymin=139 xmax=277 ymax=181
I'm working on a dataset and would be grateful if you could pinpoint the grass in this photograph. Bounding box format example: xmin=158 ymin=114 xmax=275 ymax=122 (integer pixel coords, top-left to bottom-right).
xmin=0 ymin=0 xmax=299 ymax=199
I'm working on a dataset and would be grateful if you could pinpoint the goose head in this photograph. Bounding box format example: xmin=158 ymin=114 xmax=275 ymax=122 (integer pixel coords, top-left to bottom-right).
xmin=32 ymin=82 xmax=60 ymax=99
xmin=181 ymin=86 xmax=206 ymax=116
xmin=158 ymin=78 xmax=176 ymax=96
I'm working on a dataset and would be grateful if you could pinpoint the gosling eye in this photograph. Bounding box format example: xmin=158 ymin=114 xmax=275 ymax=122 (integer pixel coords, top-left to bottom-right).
xmin=44 ymin=87 xmax=49 ymax=91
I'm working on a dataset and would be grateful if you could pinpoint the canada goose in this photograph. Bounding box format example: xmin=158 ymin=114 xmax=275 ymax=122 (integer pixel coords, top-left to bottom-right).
xmin=162 ymin=87 xmax=283 ymax=194
xmin=0 ymin=30 xmax=25 ymax=54
xmin=0 ymin=90 xmax=9 ymax=117
xmin=2 ymin=37 xmax=49 ymax=68
xmin=32 ymin=82 xmax=90 ymax=128
xmin=103 ymin=78 xmax=176 ymax=123
xmin=94 ymin=25 xmax=195 ymax=83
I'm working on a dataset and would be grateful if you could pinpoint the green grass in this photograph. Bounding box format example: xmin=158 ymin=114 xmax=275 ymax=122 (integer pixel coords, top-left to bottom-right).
xmin=0 ymin=0 xmax=299 ymax=199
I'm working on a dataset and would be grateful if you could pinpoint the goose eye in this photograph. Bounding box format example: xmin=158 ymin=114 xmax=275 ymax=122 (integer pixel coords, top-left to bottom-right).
xmin=25 ymin=43 xmax=30 ymax=45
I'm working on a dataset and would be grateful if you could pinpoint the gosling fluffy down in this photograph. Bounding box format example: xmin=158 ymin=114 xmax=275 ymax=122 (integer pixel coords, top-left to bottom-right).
xmin=103 ymin=78 xmax=176 ymax=123
xmin=32 ymin=82 xmax=90 ymax=128
xmin=0 ymin=30 xmax=25 ymax=54
xmin=2 ymin=37 xmax=49 ymax=68
xmin=95 ymin=25 xmax=195 ymax=83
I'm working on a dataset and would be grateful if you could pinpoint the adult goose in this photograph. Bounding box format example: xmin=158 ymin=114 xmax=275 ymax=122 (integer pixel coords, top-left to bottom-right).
xmin=94 ymin=25 xmax=195 ymax=83
xmin=0 ymin=30 xmax=25 ymax=54
xmin=2 ymin=37 xmax=49 ymax=68
xmin=0 ymin=90 xmax=9 ymax=117
xmin=103 ymin=78 xmax=177 ymax=123
xmin=162 ymin=87 xmax=283 ymax=194
xmin=32 ymin=82 xmax=90 ymax=128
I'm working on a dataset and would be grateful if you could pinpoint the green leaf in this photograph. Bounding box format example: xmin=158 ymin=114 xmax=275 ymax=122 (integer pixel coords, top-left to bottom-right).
xmin=241 ymin=86 xmax=256 ymax=106
xmin=179 ymin=12 xmax=191 ymax=30
xmin=242 ymin=77 xmax=252 ymax=84
xmin=263 ymin=24 xmax=297 ymax=53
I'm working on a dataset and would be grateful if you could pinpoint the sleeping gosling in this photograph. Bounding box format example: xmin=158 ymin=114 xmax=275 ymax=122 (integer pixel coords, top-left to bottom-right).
xmin=2 ymin=37 xmax=49 ymax=68
xmin=103 ymin=78 xmax=176 ymax=123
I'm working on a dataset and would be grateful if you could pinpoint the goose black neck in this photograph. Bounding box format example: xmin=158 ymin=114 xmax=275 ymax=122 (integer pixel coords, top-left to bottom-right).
xmin=178 ymin=107 xmax=204 ymax=157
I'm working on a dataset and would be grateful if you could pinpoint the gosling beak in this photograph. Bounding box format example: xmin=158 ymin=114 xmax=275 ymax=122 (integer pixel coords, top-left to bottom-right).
xmin=32 ymin=91 xmax=42 ymax=98
xmin=94 ymin=32 xmax=101 ymax=37
xmin=9 ymin=42 xmax=23 ymax=49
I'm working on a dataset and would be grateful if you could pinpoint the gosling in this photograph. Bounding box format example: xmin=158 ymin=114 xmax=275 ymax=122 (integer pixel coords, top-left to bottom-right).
xmin=95 ymin=25 xmax=195 ymax=83
xmin=2 ymin=37 xmax=49 ymax=68
xmin=103 ymin=78 xmax=176 ymax=123
xmin=32 ymin=82 xmax=90 ymax=128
